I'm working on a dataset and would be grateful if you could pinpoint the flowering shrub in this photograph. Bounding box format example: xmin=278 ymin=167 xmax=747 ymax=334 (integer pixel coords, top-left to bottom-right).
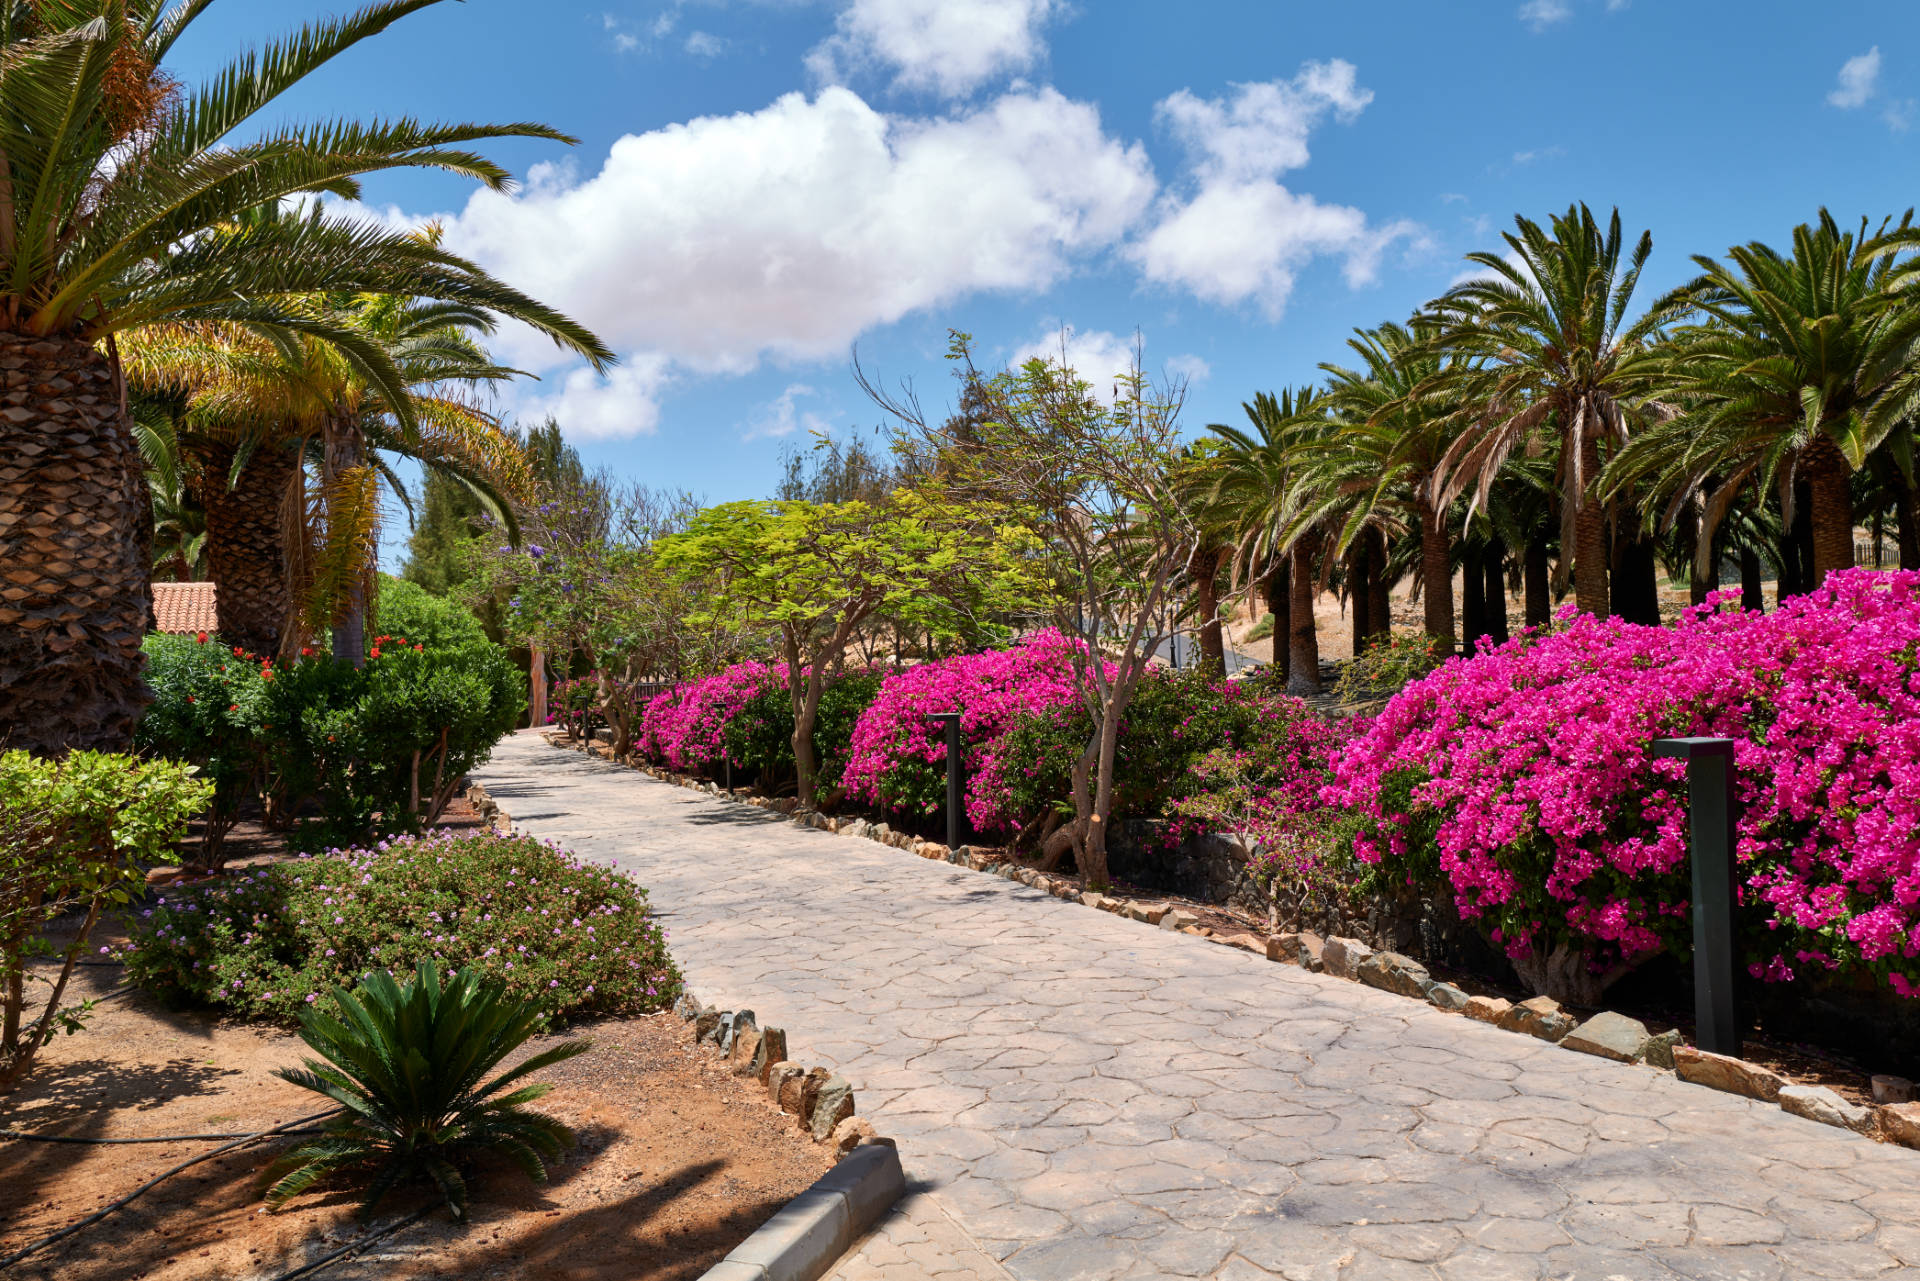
xmin=120 ymin=830 xmax=679 ymax=1026
xmin=979 ymin=669 xmax=1342 ymax=834
xmin=722 ymin=671 xmax=883 ymax=792
xmin=840 ymin=631 xmax=1087 ymax=825
xmin=636 ymin=661 xmax=778 ymax=771
xmin=1331 ymin=570 xmax=1920 ymax=1003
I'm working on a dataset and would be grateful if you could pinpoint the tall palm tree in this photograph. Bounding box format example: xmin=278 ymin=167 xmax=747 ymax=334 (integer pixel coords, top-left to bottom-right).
xmin=1622 ymin=213 xmax=1920 ymax=586
xmin=1308 ymin=318 xmax=1468 ymax=652
xmin=0 ymin=0 xmax=612 ymax=752
xmin=1429 ymin=204 xmax=1671 ymax=617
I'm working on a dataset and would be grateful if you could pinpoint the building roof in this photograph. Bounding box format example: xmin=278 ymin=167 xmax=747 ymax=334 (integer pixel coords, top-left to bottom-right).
xmin=151 ymin=581 xmax=219 ymax=636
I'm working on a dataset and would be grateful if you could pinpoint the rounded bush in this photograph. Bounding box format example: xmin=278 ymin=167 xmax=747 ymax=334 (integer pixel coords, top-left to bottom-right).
xmin=636 ymin=661 xmax=776 ymax=771
xmin=121 ymin=830 xmax=680 ymax=1025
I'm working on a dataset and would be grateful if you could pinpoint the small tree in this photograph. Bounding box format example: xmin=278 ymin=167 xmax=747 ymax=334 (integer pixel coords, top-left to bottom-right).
xmin=868 ymin=332 xmax=1198 ymax=888
xmin=656 ymin=489 xmax=1038 ymax=807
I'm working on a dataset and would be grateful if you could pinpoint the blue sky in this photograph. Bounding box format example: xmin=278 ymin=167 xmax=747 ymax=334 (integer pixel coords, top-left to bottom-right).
xmin=172 ymin=1 xmax=1920 ymax=562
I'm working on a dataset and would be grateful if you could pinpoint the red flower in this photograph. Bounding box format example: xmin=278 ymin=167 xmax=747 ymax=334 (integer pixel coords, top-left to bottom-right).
xmin=414 ymin=644 xmax=424 ymax=652
xmin=232 ymin=646 xmax=243 ymax=657
xmin=185 ymin=695 xmax=195 ymax=704
xmin=370 ymin=647 xmax=383 ymax=659
xmin=300 ymin=646 xmax=313 ymax=657
xmin=228 ymin=704 xmax=238 ymax=712
xmin=195 ymin=632 xmax=208 ymax=644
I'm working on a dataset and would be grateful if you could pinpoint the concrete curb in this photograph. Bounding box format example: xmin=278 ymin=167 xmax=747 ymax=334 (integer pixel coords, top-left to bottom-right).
xmin=697 ymin=1143 xmax=905 ymax=1281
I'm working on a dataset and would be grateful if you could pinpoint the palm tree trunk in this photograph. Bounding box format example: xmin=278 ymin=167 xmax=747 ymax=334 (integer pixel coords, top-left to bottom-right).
xmin=0 ymin=332 xmax=152 ymax=752
xmin=1286 ymin=539 xmax=1321 ymax=695
xmin=1349 ymin=538 xmax=1376 ymax=658
xmin=1896 ymin=473 xmax=1920 ymax=571
xmin=1802 ymin=437 xmax=1855 ymax=587
xmin=190 ymin=437 xmax=293 ymax=656
xmin=1415 ymin=496 xmax=1455 ymax=652
xmin=1524 ymin=536 xmax=1551 ymax=628
xmin=1740 ymin=548 xmax=1765 ymax=611
xmin=324 ymin=415 xmax=369 ymax=664
xmin=1366 ymin=527 xmax=1391 ymax=639
xmin=1191 ymin=545 xmax=1225 ymax=676
xmin=1460 ymin=544 xmax=1487 ymax=656
xmin=1613 ymin=533 xmax=1661 ymax=625
xmin=1264 ymin=551 xmax=1290 ymax=683
xmin=1572 ymin=434 xmax=1610 ymax=617
xmin=1483 ymin=542 xmax=1510 ymax=646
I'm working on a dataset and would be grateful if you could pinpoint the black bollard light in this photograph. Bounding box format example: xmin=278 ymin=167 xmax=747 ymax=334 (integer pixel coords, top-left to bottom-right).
xmin=927 ymin=711 xmax=964 ymax=852
xmin=1651 ymin=736 xmax=1741 ymax=1056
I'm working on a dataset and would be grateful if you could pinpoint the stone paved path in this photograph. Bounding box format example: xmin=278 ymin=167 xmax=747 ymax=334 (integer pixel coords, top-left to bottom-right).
xmin=476 ymin=735 xmax=1920 ymax=1281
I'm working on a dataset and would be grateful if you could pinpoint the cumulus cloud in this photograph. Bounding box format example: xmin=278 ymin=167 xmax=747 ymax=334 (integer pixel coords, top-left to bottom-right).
xmin=807 ymin=0 xmax=1060 ymax=98
xmin=438 ymin=86 xmax=1153 ymax=377
xmin=1009 ymin=325 xmax=1209 ymax=403
xmin=1830 ymin=47 xmax=1881 ymax=108
xmin=1131 ymin=63 xmax=1418 ymax=318
xmin=684 ymin=30 xmax=726 ymax=59
xmin=509 ymin=353 xmax=675 ymax=441
xmin=744 ymin=383 xmax=834 ymax=440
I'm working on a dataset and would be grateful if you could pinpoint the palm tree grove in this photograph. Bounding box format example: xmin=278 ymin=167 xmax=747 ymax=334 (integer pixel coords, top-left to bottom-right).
xmin=3 ymin=3 xmax=1919 ymax=1278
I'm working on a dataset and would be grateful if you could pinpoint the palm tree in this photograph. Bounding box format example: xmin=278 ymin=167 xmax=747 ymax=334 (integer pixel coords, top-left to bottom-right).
xmin=1622 ymin=213 xmax=1920 ymax=587
xmin=0 ymin=1 xmax=612 ymax=752
xmin=1429 ymin=204 xmax=1671 ymax=617
xmin=1309 ymin=318 xmax=1468 ymax=652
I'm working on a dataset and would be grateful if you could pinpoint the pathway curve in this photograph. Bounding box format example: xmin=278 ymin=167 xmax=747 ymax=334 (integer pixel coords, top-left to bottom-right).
xmin=476 ymin=734 xmax=1920 ymax=1281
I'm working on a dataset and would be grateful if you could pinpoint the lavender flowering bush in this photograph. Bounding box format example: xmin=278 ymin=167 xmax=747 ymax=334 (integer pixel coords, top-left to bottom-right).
xmin=120 ymin=831 xmax=680 ymax=1026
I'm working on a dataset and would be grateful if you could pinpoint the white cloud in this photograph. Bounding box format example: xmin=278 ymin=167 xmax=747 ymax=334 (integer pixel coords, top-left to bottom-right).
xmin=1008 ymin=326 xmax=1209 ymax=403
xmin=1830 ymin=47 xmax=1881 ymax=109
xmin=1131 ymin=64 xmax=1418 ymax=318
xmin=1165 ymin=353 xmax=1211 ymax=386
xmin=510 ymin=354 xmax=674 ymax=440
xmin=1511 ymin=144 xmax=1564 ymax=165
xmin=807 ymin=0 xmax=1060 ymax=98
xmin=438 ymin=86 xmax=1154 ymax=376
xmin=1518 ymin=0 xmax=1572 ymax=31
xmin=744 ymin=383 xmax=834 ymax=440
xmin=684 ymin=29 xmax=725 ymax=58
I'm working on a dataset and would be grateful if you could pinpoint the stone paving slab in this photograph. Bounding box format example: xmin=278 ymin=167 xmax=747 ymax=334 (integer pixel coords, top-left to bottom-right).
xmin=476 ymin=736 xmax=1920 ymax=1281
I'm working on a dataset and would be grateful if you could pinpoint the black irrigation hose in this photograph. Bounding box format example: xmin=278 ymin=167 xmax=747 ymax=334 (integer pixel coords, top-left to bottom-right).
xmin=2 ymin=1128 xmax=326 ymax=1144
xmin=0 ymin=1107 xmax=341 ymax=1273
xmin=265 ymin=1207 xmax=435 ymax=1281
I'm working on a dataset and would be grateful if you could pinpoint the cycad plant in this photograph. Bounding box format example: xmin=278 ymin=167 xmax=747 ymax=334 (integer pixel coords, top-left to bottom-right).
xmin=264 ymin=963 xmax=588 ymax=1220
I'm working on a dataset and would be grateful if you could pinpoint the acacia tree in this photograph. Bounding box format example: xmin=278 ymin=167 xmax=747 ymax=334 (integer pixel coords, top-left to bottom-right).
xmin=869 ymin=333 xmax=1197 ymax=889
xmin=656 ymin=488 xmax=1037 ymax=808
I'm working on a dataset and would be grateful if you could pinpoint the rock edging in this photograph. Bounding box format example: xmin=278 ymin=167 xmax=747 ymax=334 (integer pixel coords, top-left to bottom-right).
xmin=561 ymin=736 xmax=1920 ymax=1159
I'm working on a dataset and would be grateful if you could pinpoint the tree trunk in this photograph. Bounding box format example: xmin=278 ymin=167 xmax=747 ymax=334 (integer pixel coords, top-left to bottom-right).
xmin=1801 ymin=437 xmax=1855 ymax=588
xmin=1460 ymin=544 xmax=1486 ymax=656
xmin=1896 ymin=473 xmax=1920 ymax=571
xmin=1349 ymin=537 xmax=1376 ymax=658
xmin=1572 ymin=433 xmax=1610 ymax=617
xmin=1679 ymin=503 xmax=1712 ymax=608
xmin=0 ymin=332 xmax=152 ymax=752
xmin=324 ymin=414 xmax=369 ymax=665
xmin=1614 ymin=533 xmax=1662 ymax=625
xmin=1365 ymin=527 xmax=1391 ymax=640
xmin=1483 ymin=542 xmax=1510 ymax=647
xmin=1778 ymin=478 xmax=1813 ymax=601
xmin=189 ymin=435 xmax=293 ymax=656
xmin=1740 ymin=548 xmax=1764 ymax=612
xmin=1264 ymin=551 xmax=1290 ymax=683
xmin=1286 ymin=539 xmax=1321 ymax=695
xmin=1191 ymin=545 xmax=1225 ymax=676
xmin=529 ymin=646 xmax=547 ymax=728
xmin=1415 ymin=496 xmax=1455 ymax=652
xmin=1524 ymin=536 xmax=1551 ymax=628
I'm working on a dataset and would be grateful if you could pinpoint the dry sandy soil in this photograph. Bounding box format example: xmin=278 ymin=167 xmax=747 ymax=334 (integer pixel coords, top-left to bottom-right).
xmin=2 ymin=905 xmax=831 ymax=1281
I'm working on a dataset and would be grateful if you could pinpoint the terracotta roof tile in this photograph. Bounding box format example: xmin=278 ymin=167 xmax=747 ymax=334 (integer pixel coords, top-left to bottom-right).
xmin=151 ymin=581 xmax=219 ymax=636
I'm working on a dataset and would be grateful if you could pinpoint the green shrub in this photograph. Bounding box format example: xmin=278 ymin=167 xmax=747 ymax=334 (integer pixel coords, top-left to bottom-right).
xmin=1330 ymin=633 xmax=1448 ymax=704
xmin=136 ymin=634 xmax=269 ymax=866
xmin=372 ymin=575 xmax=490 ymax=652
xmin=2 ymin=750 xmax=209 ymax=1089
xmin=265 ymin=963 xmax=585 ymax=1219
xmin=722 ymin=671 xmax=881 ymax=793
xmin=120 ymin=830 xmax=679 ymax=1026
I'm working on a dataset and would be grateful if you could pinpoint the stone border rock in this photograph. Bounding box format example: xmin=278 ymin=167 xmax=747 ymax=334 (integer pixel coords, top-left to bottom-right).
xmin=464 ymin=779 xmax=510 ymax=833
xmin=558 ymin=735 xmax=1920 ymax=1159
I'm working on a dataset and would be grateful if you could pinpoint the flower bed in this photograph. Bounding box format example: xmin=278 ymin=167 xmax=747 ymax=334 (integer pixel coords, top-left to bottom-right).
xmin=121 ymin=830 xmax=680 ymax=1024
xmin=1330 ymin=569 xmax=1920 ymax=1004
xmin=637 ymin=661 xmax=777 ymax=771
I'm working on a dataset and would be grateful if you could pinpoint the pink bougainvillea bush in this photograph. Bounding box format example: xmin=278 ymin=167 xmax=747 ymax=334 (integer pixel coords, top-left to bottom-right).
xmin=636 ymin=661 xmax=777 ymax=771
xmin=1329 ymin=569 xmax=1920 ymax=1003
xmin=840 ymin=629 xmax=1089 ymax=825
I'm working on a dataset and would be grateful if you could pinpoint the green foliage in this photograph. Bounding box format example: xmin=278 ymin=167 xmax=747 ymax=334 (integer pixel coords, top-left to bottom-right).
xmin=1 ymin=750 xmax=209 ymax=1089
xmin=1331 ymin=634 xmax=1449 ymax=704
xmin=136 ymin=634 xmax=269 ymax=866
xmin=374 ymin=575 xmax=490 ymax=651
xmin=121 ymin=831 xmax=680 ymax=1027
xmin=722 ymin=671 xmax=882 ymax=792
xmin=400 ymin=473 xmax=490 ymax=598
xmin=263 ymin=963 xmax=588 ymax=1220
